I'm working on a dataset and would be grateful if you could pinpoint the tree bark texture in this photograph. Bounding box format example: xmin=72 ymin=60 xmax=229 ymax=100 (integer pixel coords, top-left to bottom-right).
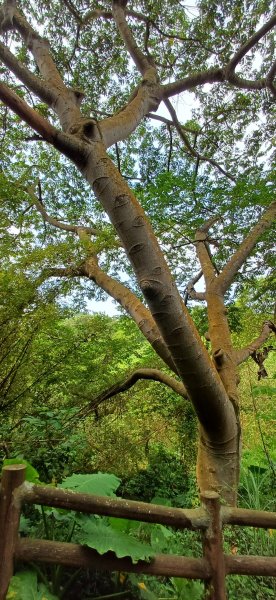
xmin=1 ymin=1 xmax=275 ymax=505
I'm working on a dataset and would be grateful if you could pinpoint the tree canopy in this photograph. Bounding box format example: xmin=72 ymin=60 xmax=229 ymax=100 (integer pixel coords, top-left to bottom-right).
xmin=0 ymin=0 xmax=275 ymax=505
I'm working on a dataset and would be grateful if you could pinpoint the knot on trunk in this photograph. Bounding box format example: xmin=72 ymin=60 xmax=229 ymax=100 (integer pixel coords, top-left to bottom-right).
xmin=68 ymin=118 xmax=100 ymax=142
xmin=213 ymin=348 xmax=225 ymax=369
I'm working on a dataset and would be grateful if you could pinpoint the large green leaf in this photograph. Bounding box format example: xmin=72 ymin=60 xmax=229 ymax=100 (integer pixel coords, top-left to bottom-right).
xmin=59 ymin=472 xmax=121 ymax=496
xmin=7 ymin=570 xmax=58 ymax=600
xmin=77 ymin=517 xmax=154 ymax=564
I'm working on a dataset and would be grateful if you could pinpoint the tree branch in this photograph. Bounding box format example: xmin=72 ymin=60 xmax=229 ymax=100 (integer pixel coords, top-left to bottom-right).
xmin=183 ymin=270 xmax=205 ymax=304
xmin=29 ymin=187 xmax=99 ymax=236
xmin=0 ymin=81 xmax=57 ymax=141
xmin=148 ymin=112 xmax=201 ymax=135
xmin=0 ymin=41 xmax=55 ymax=105
xmin=163 ymin=15 xmax=276 ymax=99
xmin=76 ymin=367 xmax=188 ymax=420
xmin=162 ymin=68 xmax=224 ymax=98
xmin=251 ymin=346 xmax=275 ymax=380
xmin=195 ymin=217 xmax=221 ymax=287
xmin=225 ymin=15 xmax=276 ymax=77
xmin=216 ymin=202 xmax=276 ymax=295
xmin=234 ymin=320 xmax=276 ymax=365
xmin=112 ymin=0 xmax=155 ymax=78
xmin=41 ymin=266 xmax=82 ymax=279
xmin=3 ymin=3 xmax=84 ymax=131
xmin=98 ymin=2 xmax=162 ymax=147
xmin=79 ymin=255 xmax=177 ymax=373
xmin=100 ymin=83 xmax=161 ymax=147
xmin=266 ymin=60 xmax=276 ymax=96
xmin=42 ymin=254 xmax=177 ymax=375
xmin=62 ymin=1 xmax=148 ymax=28
xmin=163 ymin=98 xmax=236 ymax=181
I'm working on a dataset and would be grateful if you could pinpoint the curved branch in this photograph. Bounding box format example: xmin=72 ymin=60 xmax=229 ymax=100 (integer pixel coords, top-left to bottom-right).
xmin=77 ymin=367 xmax=188 ymax=419
xmin=163 ymin=99 xmax=235 ymax=181
xmin=112 ymin=0 xmax=154 ymax=78
xmin=0 ymin=41 xmax=55 ymax=105
xmin=0 ymin=81 xmax=57 ymax=141
xmin=216 ymin=202 xmax=276 ymax=295
xmin=235 ymin=320 xmax=276 ymax=365
xmin=162 ymin=68 xmax=224 ymax=98
xmin=43 ymin=257 xmax=177 ymax=374
xmin=100 ymin=83 xmax=161 ymax=147
xmin=163 ymin=15 xmax=276 ymax=99
xmin=99 ymin=2 xmax=161 ymax=147
xmin=148 ymin=112 xmax=201 ymax=135
xmin=30 ymin=188 xmax=99 ymax=235
xmin=225 ymin=15 xmax=276 ymax=77
xmin=266 ymin=60 xmax=276 ymax=96
xmin=5 ymin=4 xmax=83 ymax=130
xmin=80 ymin=255 xmax=177 ymax=373
xmin=62 ymin=1 xmax=148 ymax=27
xmin=184 ymin=270 xmax=205 ymax=304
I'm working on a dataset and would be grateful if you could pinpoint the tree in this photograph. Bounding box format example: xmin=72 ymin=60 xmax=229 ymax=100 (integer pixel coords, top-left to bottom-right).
xmin=0 ymin=0 xmax=275 ymax=505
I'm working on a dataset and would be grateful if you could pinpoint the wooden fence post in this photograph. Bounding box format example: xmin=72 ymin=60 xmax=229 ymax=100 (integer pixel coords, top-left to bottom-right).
xmin=0 ymin=464 xmax=26 ymax=600
xmin=201 ymin=491 xmax=227 ymax=600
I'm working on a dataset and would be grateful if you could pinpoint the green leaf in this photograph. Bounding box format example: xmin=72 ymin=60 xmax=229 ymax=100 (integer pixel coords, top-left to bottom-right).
xmin=59 ymin=472 xmax=121 ymax=496
xmin=7 ymin=570 xmax=58 ymax=600
xmin=3 ymin=459 xmax=40 ymax=484
xmin=77 ymin=518 xmax=154 ymax=564
xmin=170 ymin=577 xmax=204 ymax=600
xmin=108 ymin=517 xmax=141 ymax=533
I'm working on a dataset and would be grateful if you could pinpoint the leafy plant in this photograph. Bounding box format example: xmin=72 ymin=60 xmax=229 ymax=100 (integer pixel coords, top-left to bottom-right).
xmin=7 ymin=570 xmax=59 ymax=600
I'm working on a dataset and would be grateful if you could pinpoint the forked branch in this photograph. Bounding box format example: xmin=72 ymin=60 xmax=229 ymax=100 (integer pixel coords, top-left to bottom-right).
xmin=112 ymin=0 xmax=155 ymax=79
xmin=76 ymin=367 xmax=188 ymax=420
xmin=30 ymin=187 xmax=99 ymax=236
xmin=163 ymin=15 xmax=276 ymax=98
xmin=164 ymin=99 xmax=235 ymax=181
xmin=225 ymin=15 xmax=276 ymax=79
xmin=235 ymin=320 xmax=276 ymax=366
xmin=183 ymin=270 xmax=205 ymax=304
xmin=216 ymin=202 xmax=276 ymax=295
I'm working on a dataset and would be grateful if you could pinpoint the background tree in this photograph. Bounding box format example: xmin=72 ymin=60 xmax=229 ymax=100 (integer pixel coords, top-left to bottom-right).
xmin=0 ymin=0 xmax=275 ymax=504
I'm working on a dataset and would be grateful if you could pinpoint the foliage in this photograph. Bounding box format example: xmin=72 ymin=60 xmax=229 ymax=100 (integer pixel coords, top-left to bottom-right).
xmin=3 ymin=459 xmax=275 ymax=599
xmin=59 ymin=472 xmax=121 ymax=496
xmin=75 ymin=515 xmax=154 ymax=564
xmin=7 ymin=570 xmax=59 ymax=600
xmin=1 ymin=1 xmax=276 ymax=595
xmin=119 ymin=445 xmax=196 ymax=507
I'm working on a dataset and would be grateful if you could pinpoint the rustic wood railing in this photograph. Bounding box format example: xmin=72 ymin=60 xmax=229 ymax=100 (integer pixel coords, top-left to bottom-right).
xmin=0 ymin=464 xmax=275 ymax=600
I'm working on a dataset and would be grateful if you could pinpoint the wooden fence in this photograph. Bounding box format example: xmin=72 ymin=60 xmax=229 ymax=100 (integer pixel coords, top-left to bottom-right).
xmin=0 ymin=464 xmax=275 ymax=600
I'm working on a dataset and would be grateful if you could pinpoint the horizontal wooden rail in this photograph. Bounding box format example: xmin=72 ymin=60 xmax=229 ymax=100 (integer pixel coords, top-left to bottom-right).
xmin=222 ymin=506 xmax=276 ymax=529
xmin=225 ymin=555 xmax=276 ymax=576
xmin=1 ymin=465 xmax=276 ymax=600
xmin=15 ymin=538 xmax=211 ymax=579
xmin=15 ymin=482 xmax=276 ymax=530
xmin=15 ymin=539 xmax=276 ymax=578
xmin=15 ymin=482 xmax=208 ymax=529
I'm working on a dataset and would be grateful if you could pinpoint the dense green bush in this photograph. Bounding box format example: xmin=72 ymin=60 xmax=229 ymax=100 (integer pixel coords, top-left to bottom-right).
xmin=119 ymin=445 xmax=193 ymax=505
